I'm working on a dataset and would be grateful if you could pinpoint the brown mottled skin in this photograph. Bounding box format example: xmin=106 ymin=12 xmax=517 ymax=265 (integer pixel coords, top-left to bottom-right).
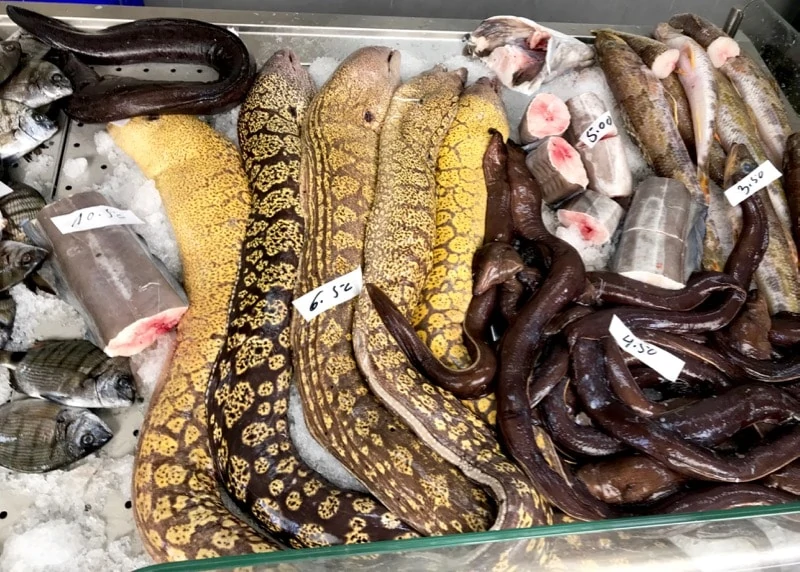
xmin=353 ymin=67 xmax=551 ymax=532
xmin=111 ymin=115 xmax=279 ymax=561
xmin=205 ymin=50 xmax=416 ymax=548
xmin=291 ymin=48 xmax=492 ymax=536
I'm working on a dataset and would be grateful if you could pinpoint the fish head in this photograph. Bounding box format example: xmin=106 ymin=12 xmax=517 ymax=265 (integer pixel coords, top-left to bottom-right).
xmin=0 ymin=241 xmax=48 ymax=272
xmin=18 ymin=109 xmax=57 ymax=144
xmin=93 ymin=357 xmax=136 ymax=407
xmin=317 ymin=46 xmax=401 ymax=135
xmin=256 ymin=49 xmax=315 ymax=116
xmin=465 ymin=16 xmax=542 ymax=57
xmin=0 ymin=41 xmax=21 ymax=63
xmin=723 ymin=143 xmax=759 ymax=188
xmin=43 ymin=67 xmax=73 ymax=101
xmin=62 ymin=408 xmax=113 ymax=459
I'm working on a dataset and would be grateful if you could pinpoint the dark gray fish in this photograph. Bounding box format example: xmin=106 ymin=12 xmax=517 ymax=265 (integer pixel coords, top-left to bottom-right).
xmin=0 ymin=398 xmax=112 ymax=472
xmin=0 ymin=239 xmax=47 ymax=291
xmin=0 ymin=99 xmax=57 ymax=159
xmin=0 ymin=41 xmax=21 ymax=86
xmin=0 ymin=60 xmax=72 ymax=108
xmin=0 ymin=292 xmax=15 ymax=349
xmin=2 ymin=339 xmax=135 ymax=408
xmin=0 ymin=180 xmax=44 ymax=243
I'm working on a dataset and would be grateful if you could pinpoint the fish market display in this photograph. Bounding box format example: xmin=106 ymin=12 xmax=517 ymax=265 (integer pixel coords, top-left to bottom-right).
xmin=0 ymin=398 xmax=112 ymax=472
xmin=466 ymin=16 xmax=594 ymax=94
xmin=525 ymin=136 xmax=588 ymax=204
xmin=7 ymin=6 xmax=255 ymax=123
xmin=557 ymin=190 xmax=623 ymax=245
xmin=565 ymin=92 xmax=632 ymax=197
xmin=2 ymin=339 xmax=134 ymax=408
xmin=110 ymin=115 xmax=279 ymax=560
xmin=613 ymin=178 xmax=695 ymax=289
xmin=0 ymin=99 xmax=57 ymax=159
xmin=0 ymin=179 xmax=45 ymax=244
xmin=0 ymin=239 xmax=47 ymax=292
xmin=33 ymin=191 xmax=188 ymax=356
xmin=207 ymin=50 xmax=417 ymax=547
xmin=5 ymin=5 xmax=800 ymax=571
xmin=291 ymin=48 xmax=493 ymax=536
xmin=519 ymin=92 xmax=569 ymax=144
xmin=0 ymin=59 xmax=72 ymax=108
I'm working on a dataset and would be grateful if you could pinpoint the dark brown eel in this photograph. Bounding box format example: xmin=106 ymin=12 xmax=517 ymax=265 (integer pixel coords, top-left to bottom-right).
xmin=572 ymin=337 xmax=800 ymax=482
xmin=6 ymin=6 xmax=255 ymax=122
xmin=496 ymin=141 xmax=611 ymax=520
xmin=769 ymin=313 xmax=800 ymax=347
xmin=657 ymin=484 xmax=798 ymax=514
xmin=528 ymin=343 xmax=570 ymax=408
xmin=472 ymin=242 xmax=523 ymax=295
xmin=763 ymin=461 xmax=800 ymax=496
xmin=578 ymin=456 xmax=689 ymax=505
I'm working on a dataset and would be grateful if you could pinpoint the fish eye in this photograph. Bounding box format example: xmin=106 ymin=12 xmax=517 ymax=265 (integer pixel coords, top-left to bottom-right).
xmin=52 ymin=73 xmax=64 ymax=83
xmin=2 ymin=44 xmax=14 ymax=53
xmin=80 ymin=434 xmax=95 ymax=447
xmin=363 ymin=110 xmax=374 ymax=123
xmin=145 ymin=115 xmax=160 ymax=122
xmin=115 ymin=375 xmax=132 ymax=389
xmin=20 ymin=252 xmax=32 ymax=265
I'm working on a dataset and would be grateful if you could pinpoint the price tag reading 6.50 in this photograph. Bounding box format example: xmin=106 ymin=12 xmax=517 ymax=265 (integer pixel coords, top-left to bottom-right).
xmin=292 ymin=266 xmax=363 ymax=321
xmin=608 ymin=315 xmax=685 ymax=382
xmin=579 ymin=111 xmax=616 ymax=148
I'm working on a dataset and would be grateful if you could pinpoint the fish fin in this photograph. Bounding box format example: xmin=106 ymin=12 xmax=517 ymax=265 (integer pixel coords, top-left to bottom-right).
xmin=666 ymin=91 xmax=679 ymax=125
xmin=686 ymin=45 xmax=697 ymax=70
xmin=22 ymin=271 xmax=56 ymax=296
xmin=714 ymin=132 xmax=722 ymax=144
xmin=684 ymin=201 xmax=708 ymax=280
xmin=673 ymin=67 xmax=685 ymax=76
xmin=699 ymin=171 xmax=711 ymax=200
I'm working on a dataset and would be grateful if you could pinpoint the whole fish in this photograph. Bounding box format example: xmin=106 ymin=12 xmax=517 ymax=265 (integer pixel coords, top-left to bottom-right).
xmin=2 ymin=339 xmax=135 ymax=408
xmin=0 ymin=239 xmax=47 ymax=291
xmin=725 ymin=144 xmax=800 ymax=314
xmin=0 ymin=179 xmax=45 ymax=243
xmin=721 ymin=54 xmax=792 ymax=168
xmin=0 ymin=398 xmax=112 ymax=472
xmin=594 ymin=30 xmax=720 ymax=277
xmin=0 ymin=99 xmax=57 ymax=159
xmin=0 ymin=60 xmax=72 ymax=108
xmin=0 ymin=291 xmax=15 ymax=348
xmin=0 ymin=41 xmax=21 ymax=85
xmin=654 ymin=23 xmax=717 ymax=190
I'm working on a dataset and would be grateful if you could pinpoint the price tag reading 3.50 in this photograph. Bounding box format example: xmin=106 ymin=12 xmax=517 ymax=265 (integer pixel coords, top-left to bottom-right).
xmin=292 ymin=266 xmax=363 ymax=321
xmin=579 ymin=111 xmax=616 ymax=148
xmin=608 ymin=315 xmax=685 ymax=382
xmin=723 ymin=160 xmax=783 ymax=206
xmin=51 ymin=206 xmax=144 ymax=235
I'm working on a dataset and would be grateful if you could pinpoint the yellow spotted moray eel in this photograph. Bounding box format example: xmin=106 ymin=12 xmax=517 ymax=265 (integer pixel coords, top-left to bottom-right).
xmin=352 ymin=66 xmax=551 ymax=531
xmin=412 ymin=77 xmax=510 ymax=427
xmin=291 ymin=47 xmax=493 ymax=536
xmin=205 ymin=49 xmax=417 ymax=547
xmin=110 ymin=116 xmax=280 ymax=561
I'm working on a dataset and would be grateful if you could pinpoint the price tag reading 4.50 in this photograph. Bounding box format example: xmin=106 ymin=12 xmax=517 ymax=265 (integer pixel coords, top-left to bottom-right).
xmin=724 ymin=160 xmax=783 ymax=206
xmin=292 ymin=266 xmax=363 ymax=321
xmin=579 ymin=111 xmax=616 ymax=148
xmin=609 ymin=315 xmax=685 ymax=382
xmin=51 ymin=206 xmax=144 ymax=235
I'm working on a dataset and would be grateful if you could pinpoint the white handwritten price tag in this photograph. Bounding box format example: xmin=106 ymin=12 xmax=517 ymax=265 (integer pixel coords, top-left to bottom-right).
xmin=724 ymin=160 xmax=782 ymax=206
xmin=51 ymin=206 xmax=144 ymax=235
xmin=292 ymin=266 xmax=363 ymax=321
xmin=0 ymin=182 xmax=14 ymax=198
xmin=609 ymin=315 xmax=685 ymax=382
xmin=579 ymin=111 xmax=616 ymax=148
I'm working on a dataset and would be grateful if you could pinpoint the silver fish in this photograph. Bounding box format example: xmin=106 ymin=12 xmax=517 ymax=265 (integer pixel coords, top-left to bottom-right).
xmin=2 ymin=339 xmax=135 ymax=408
xmin=0 ymin=99 xmax=57 ymax=159
xmin=0 ymin=60 xmax=72 ymax=108
xmin=0 ymin=398 xmax=112 ymax=472
xmin=0 ymin=239 xmax=47 ymax=291
xmin=0 ymin=180 xmax=45 ymax=243
xmin=0 ymin=41 xmax=21 ymax=86
xmin=6 ymin=31 xmax=50 ymax=65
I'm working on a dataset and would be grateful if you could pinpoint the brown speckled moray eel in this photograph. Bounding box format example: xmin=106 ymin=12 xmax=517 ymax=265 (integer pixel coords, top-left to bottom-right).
xmin=205 ymin=50 xmax=416 ymax=548
xmin=353 ymin=66 xmax=552 ymax=532
xmin=290 ymin=47 xmax=493 ymax=535
xmin=112 ymin=116 xmax=280 ymax=561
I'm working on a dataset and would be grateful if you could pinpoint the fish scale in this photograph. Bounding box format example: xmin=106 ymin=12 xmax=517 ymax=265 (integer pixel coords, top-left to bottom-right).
xmin=0 ymin=181 xmax=45 ymax=244
xmin=352 ymin=66 xmax=551 ymax=532
xmin=291 ymin=48 xmax=493 ymax=536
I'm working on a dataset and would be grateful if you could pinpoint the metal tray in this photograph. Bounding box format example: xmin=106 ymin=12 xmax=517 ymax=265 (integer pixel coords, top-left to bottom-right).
xmin=0 ymin=3 xmax=798 ymax=571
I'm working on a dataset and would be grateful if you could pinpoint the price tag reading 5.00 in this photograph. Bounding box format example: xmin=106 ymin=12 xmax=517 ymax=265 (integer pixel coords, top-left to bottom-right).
xmin=292 ymin=266 xmax=363 ymax=321
xmin=723 ymin=160 xmax=783 ymax=206
xmin=51 ymin=206 xmax=144 ymax=235
xmin=608 ymin=315 xmax=685 ymax=382
xmin=579 ymin=111 xmax=616 ymax=148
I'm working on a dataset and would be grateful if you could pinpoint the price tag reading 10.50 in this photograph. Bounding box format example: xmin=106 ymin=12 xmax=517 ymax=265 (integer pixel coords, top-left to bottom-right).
xmin=608 ymin=315 xmax=685 ymax=382
xmin=50 ymin=206 xmax=144 ymax=235
xmin=292 ymin=266 xmax=363 ymax=321
xmin=579 ymin=111 xmax=615 ymax=148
